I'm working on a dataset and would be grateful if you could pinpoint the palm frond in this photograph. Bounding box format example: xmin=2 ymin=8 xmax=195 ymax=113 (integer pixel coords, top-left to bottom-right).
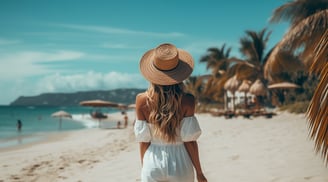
xmin=266 ymin=9 xmax=328 ymax=76
xmin=310 ymin=29 xmax=328 ymax=74
xmin=269 ymin=4 xmax=328 ymax=164
xmin=199 ymin=44 xmax=232 ymax=72
xmin=270 ymin=0 xmax=328 ymax=27
xmin=307 ymin=29 xmax=328 ymax=164
xmin=239 ymin=28 xmax=271 ymax=65
xmin=279 ymin=9 xmax=328 ymax=51
xmin=264 ymin=50 xmax=305 ymax=82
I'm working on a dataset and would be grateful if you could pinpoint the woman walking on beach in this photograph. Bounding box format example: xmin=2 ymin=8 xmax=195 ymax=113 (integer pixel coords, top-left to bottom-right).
xmin=134 ymin=43 xmax=207 ymax=182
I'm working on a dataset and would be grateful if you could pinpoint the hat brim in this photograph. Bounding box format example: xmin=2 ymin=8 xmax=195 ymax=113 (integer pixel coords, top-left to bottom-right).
xmin=140 ymin=48 xmax=194 ymax=85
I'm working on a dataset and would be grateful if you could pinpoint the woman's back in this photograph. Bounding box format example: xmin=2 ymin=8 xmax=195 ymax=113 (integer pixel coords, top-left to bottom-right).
xmin=135 ymin=99 xmax=201 ymax=182
xmin=135 ymin=91 xmax=196 ymax=122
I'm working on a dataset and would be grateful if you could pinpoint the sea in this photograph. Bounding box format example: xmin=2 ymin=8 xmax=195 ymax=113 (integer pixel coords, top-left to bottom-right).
xmin=0 ymin=105 xmax=120 ymax=149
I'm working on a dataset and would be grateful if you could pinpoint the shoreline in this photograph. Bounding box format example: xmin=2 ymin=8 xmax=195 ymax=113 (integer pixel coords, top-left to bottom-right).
xmin=1 ymin=111 xmax=328 ymax=182
xmin=0 ymin=131 xmax=71 ymax=153
xmin=0 ymin=110 xmax=130 ymax=151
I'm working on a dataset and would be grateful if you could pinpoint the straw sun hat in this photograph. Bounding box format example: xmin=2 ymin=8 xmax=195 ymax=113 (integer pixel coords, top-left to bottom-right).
xmin=139 ymin=43 xmax=194 ymax=85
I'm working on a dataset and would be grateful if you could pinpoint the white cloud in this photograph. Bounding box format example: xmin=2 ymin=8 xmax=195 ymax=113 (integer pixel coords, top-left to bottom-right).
xmin=0 ymin=50 xmax=85 ymax=80
xmin=53 ymin=23 xmax=185 ymax=37
xmin=0 ymin=38 xmax=21 ymax=45
xmin=36 ymin=71 xmax=147 ymax=93
xmin=0 ymin=71 xmax=148 ymax=104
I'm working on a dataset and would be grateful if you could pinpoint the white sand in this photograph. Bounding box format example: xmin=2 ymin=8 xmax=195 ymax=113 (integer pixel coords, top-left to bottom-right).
xmin=0 ymin=111 xmax=327 ymax=182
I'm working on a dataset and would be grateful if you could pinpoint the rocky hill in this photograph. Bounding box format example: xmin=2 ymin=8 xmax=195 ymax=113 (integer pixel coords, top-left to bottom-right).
xmin=10 ymin=88 xmax=146 ymax=106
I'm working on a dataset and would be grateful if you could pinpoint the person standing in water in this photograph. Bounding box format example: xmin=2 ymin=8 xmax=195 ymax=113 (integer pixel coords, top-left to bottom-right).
xmin=17 ymin=119 xmax=22 ymax=132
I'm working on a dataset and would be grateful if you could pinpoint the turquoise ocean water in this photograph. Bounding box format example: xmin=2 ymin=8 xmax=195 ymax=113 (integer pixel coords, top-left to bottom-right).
xmin=0 ymin=106 xmax=119 ymax=149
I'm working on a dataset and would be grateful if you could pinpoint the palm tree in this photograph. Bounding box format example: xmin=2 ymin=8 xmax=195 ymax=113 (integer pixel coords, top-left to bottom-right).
xmin=199 ymin=44 xmax=231 ymax=77
xmin=184 ymin=75 xmax=216 ymax=112
xmin=199 ymin=44 xmax=233 ymax=106
xmin=228 ymin=29 xmax=272 ymax=110
xmin=235 ymin=28 xmax=271 ymax=81
xmin=267 ymin=0 xmax=328 ymax=163
xmin=199 ymin=29 xmax=272 ymax=111
xmin=184 ymin=76 xmax=204 ymax=100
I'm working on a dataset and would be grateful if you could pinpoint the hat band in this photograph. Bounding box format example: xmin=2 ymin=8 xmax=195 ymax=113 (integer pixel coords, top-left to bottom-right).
xmin=153 ymin=60 xmax=180 ymax=71
xmin=152 ymin=53 xmax=179 ymax=71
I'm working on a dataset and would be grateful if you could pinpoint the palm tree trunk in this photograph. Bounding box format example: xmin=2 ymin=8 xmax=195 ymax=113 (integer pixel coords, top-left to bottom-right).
xmin=224 ymin=91 xmax=228 ymax=110
xmin=232 ymin=92 xmax=236 ymax=111
xmin=244 ymin=92 xmax=248 ymax=109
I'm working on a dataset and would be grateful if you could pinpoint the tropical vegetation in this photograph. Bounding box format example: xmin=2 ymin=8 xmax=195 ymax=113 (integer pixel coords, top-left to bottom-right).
xmin=184 ymin=0 xmax=327 ymax=163
xmin=267 ymin=0 xmax=328 ymax=164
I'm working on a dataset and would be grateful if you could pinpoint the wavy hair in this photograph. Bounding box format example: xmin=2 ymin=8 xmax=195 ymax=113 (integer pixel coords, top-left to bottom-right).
xmin=146 ymin=83 xmax=184 ymax=143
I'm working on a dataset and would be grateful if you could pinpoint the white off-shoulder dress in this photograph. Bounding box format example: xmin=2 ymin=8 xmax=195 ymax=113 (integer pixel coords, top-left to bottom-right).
xmin=134 ymin=116 xmax=202 ymax=182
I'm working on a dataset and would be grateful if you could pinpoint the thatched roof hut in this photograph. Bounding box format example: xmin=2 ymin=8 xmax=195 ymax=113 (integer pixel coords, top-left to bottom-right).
xmin=238 ymin=80 xmax=251 ymax=92
xmin=224 ymin=75 xmax=240 ymax=93
xmin=249 ymin=79 xmax=266 ymax=96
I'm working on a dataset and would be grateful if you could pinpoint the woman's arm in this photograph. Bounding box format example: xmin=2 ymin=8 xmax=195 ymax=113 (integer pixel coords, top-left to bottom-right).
xmin=184 ymin=141 xmax=207 ymax=182
xmin=182 ymin=94 xmax=207 ymax=181
xmin=139 ymin=142 xmax=150 ymax=165
xmin=136 ymin=93 xmax=151 ymax=166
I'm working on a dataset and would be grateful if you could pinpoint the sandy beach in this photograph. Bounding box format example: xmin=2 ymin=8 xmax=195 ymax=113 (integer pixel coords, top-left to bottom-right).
xmin=0 ymin=111 xmax=327 ymax=182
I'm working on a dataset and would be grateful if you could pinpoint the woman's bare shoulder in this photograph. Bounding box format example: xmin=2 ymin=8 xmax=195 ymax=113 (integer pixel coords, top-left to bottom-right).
xmin=182 ymin=93 xmax=196 ymax=116
xmin=136 ymin=92 xmax=147 ymax=102
xmin=182 ymin=93 xmax=195 ymax=104
xmin=136 ymin=92 xmax=149 ymax=120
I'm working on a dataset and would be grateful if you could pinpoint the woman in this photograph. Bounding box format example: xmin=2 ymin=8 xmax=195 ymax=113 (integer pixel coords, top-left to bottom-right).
xmin=134 ymin=43 xmax=207 ymax=182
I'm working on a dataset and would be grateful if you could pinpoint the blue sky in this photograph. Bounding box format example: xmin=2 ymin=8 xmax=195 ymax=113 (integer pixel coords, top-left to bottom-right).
xmin=0 ymin=0 xmax=289 ymax=105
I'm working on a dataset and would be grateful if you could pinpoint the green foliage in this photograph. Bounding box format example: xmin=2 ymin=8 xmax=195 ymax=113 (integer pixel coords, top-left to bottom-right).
xmin=284 ymin=72 xmax=319 ymax=104
xmin=279 ymin=101 xmax=310 ymax=114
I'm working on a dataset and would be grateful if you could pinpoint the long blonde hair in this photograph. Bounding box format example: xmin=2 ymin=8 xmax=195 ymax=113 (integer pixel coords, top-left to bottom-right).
xmin=146 ymin=83 xmax=184 ymax=143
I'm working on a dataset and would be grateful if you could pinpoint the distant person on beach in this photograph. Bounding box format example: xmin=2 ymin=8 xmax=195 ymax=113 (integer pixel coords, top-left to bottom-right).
xmin=17 ymin=119 xmax=22 ymax=132
xmin=124 ymin=114 xmax=128 ymax=128
xmin=117 ymin=121 xmax=121 ymax=129
xmin=134 ymin=43 xmax=207 ymax=182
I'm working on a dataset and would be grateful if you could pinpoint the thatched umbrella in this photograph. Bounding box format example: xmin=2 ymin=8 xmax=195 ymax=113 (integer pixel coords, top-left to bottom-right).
xmin=224 ymin=75 xmax=240 ymax=111
xmin=117 ymin=103 xmax=128 ymax=111
xmin=51 ymin=110 xmax=72 ymax=129
xmin=238 ymin=80 xmax=252 ymax=109
xmin=128 ymin=104 xmax=136 ymax=109
xmin=249 ymin=79 xmax=267 ymax=110
xmin=250 ymin=79 xmax=266 ymax=96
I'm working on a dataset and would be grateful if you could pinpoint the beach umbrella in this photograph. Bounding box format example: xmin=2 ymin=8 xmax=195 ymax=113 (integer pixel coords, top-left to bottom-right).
xmin=268 ymin=82 xmax=301 ymax=89
xmin=79 ymin=100 xmax=118 ymax=107
xmin=117 ymin=103 xmax=128 ymax=110
xmin=51 ymin=110 xmax=72 ymax=129
xmin=128 ymin=104 xmax=136 ymax=109
xmin=79 ymin=99 xmax=119 ymax=128
xmin=268 ymin=82 xmax=301 ymax=105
